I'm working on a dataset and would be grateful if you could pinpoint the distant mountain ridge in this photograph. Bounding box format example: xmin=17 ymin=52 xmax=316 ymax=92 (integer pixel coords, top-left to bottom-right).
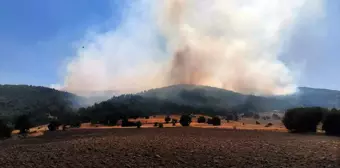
xmin=1 ymin=84 xmax=340 ymax=126
xmin=137 ymin=84 xmax=340 ymax=111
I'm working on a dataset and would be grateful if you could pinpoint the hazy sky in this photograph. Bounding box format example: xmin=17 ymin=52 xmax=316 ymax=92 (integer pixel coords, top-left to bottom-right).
xmin=0 ymin=0 xmax=339 ymax=91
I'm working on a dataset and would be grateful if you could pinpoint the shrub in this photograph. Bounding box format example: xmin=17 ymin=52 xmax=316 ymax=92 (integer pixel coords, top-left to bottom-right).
xmin=154 ymin=122 xmax=158 ymax=127
xmin=136 ymin=121 xmax=142 ymax=128
xmin=158 ymin=123 xmax=164 ymax=128
xmin=165 ymin=116 xmax=171 ymax=123
xmin=172 ymin=119 xmax=177 ymax=126
xmin=265 ymin=123 xmax=273 ymax=127
xmin=282 ymin=107 xmax=324 ymax=133
xmin=48 ymin=120 xmax=61 ymax=131
xmin=145 ymin=116 xmax=150 ymax=119
xmin=62 ymin=125 xmax=67 ymax=131
xmin=322 ymin=112 xmax=340 ymax=136
xmin=211 ymin=116 xmax=221 ymax=126
xmin=179 ymin=115 xmax=192 ymax=126
xmin=0 ymin=120 xmax=12 ymax=139
xmin=256 ymin=121 xmax=261 ymax=125
xmin=14 ymin=115 xmax=32 ymax=134
xmin=197 ymin=116 xmax=206 ymax=123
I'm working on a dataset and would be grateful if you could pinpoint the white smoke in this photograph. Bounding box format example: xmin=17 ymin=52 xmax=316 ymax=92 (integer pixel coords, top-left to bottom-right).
xmin=56 ymin=0 xmax=324 ymax=96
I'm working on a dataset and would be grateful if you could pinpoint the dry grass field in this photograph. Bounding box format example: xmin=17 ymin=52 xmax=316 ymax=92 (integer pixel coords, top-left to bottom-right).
xmin=1 ymin=127 xmax=339 ymax=168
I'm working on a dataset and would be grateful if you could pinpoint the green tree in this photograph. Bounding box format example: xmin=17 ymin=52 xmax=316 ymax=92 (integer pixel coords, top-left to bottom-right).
xmin=283 ymin=107 xmax=324 ymax=133
xmin=197 ymin=116 xmax=206 ymax=123
xmin=322 ymin=112 xmax=340 ymax=136
xmin=136 ymin=121 xmax=142 ymax=128
xmin=0 ymin=120 xmax=12 ymax=138
xmin=48 ymin=120 xmax=61 ymax=131
xmin=165 ymin=116 xmax=171 ymax=123
xmin=14 ymin=115 xmax=32 ymax=134
xmin=211 ymin=116 xmax=221 ymax=126
xmin=179 ymin=114 xmax=192 ymax=126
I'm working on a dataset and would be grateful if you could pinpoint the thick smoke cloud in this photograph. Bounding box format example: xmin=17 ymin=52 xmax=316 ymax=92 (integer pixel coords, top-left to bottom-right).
xmin=56 ymin=0 xmax=324 ymax=96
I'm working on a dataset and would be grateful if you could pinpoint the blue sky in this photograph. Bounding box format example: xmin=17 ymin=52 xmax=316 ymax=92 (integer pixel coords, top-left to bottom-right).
xmin=0 ymin=0 xmax=340 ymax=91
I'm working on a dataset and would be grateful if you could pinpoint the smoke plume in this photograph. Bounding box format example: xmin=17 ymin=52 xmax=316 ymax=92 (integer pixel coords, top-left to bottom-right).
xmin=56 ymin=0 xmax=324 ymax=96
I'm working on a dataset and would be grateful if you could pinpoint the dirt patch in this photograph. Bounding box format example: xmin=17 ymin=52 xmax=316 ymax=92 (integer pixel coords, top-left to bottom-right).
xmin=0 ymin=128 xmax=339 ymax=168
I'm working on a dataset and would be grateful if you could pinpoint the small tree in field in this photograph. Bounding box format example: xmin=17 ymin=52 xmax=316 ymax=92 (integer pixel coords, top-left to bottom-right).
xmin=14 ymin=115 xmax=32 ymax=134
xmin=158 ymin=123 xmax=164 ymax=128
xmin=48 ymin=120 xmax=61 ymax=131
xmin=136 ymin=121 xmax=142 ymax=128
xmin=197 ymin=116 xmax=206 ymax=123
xmin=283 ymin=107 xmax=324 ymax=133
xmin=322 ymin=112 xmax=340 ymax=136
xmin=0 ymin=120 xmax=12 ymax=139
xmin=165 ymin=116 xmax=171 ymax=123
xmin=180 ymin=114 xmax=192 ymax=126
xmin=172 ymin=119 xmax=177 ymax=126
xmin=211 ymin=116 xmax=221 ymax=126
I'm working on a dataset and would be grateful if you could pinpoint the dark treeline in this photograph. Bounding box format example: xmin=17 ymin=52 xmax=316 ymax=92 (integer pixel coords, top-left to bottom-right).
xmin=282 ymin=107 xmax=340 ymax=136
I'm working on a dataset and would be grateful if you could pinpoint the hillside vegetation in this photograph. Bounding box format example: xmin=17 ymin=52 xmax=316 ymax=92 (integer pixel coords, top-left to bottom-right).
xmin=0 ymin=85 xmax=84 ymax=125
xmin=2 ymin=84 xmax=340 ymax=126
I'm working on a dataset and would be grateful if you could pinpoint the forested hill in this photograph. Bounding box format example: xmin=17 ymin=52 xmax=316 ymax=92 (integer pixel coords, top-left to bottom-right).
xmin=2 ymin=84 xmax=340 ymax=126
xmin=0 ymin=85 xmax=85 ymax=125
xmin=138 ymin=84 xmax=340 ymax=112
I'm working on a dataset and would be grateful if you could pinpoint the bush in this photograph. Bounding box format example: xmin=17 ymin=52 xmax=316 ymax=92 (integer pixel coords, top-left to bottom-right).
xmin=158 ymin=123 xmax=164 ymax=128
xmin=197 ymin=116 xmax=206 ymax=123
xmin=172 ymin=119 xmax=177 ymax=126
xmin=48 ymin=120 xmax=61 ymax=131
xmin=322 ymin=112 xmax=340 ymax=136
xmin=154 ymin=122 xmax=158 ymax=127
xmin=283 ymin=107 xmax=324 ymax=133
xmin=165 ymin=116 xmax=171 ymax=123
xmin=211 ymin=116 xmax=221 ymax=126
xmin=256 ymin=121 xmax=261 ymax=125
xmin=62 ymin=125 xmax=67 ymax=131
xmin=0 ymin=120 xmax=12 ymax=139
xmin=145 ymin=116 xmax=150 ymax=119
xmin=14 ymin=115 xmax=32 ymax=134
xmin=136 ymin=121 xmax=142 ymax=128
xmin=265 ymin=123 xmax=273 ymax=127
xmin=179 ymin=115 xmax=192 ymax=126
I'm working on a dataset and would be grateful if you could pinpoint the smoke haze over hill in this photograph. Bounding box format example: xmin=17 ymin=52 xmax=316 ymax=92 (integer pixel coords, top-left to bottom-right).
xmin=55 ymin=0 xmax=324 ymax=96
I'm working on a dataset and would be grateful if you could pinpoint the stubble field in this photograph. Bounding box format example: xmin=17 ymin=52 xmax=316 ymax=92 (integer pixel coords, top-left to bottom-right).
xmin=1 ymin=127 xmax=339 ymax=168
